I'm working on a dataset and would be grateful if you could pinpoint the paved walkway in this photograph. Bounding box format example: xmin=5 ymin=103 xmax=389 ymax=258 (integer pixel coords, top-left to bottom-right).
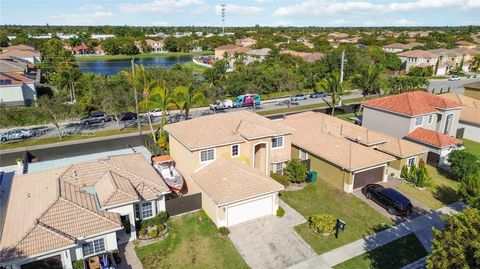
xmin=289 ymin=202 xmax=465 ymax=269
xmin=228 ymin=201 xmax=316 ymax=269
xmin=117 ymin=242 xmax=143 ymax=269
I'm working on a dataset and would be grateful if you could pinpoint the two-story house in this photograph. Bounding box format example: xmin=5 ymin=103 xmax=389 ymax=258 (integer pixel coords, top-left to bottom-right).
xmin=0 ymin=154 xmax=170 ymax=269
xmin=164 ymin=111 xmax=290 ymax=227
xmin=397 ymin=50 xmax=438 ymax=73
xmin=430 ymin=49 xmax=463 ymax=75
xmin=145 ymin=39 xmax=164 ymax=53
xmin=362 ymin=91 xmax=463 ymax=166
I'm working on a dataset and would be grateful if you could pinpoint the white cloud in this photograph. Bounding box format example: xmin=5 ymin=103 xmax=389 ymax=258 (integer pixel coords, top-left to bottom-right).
xmin=274 ymin=0 xmax=463 ymax=16
xmin=119 ymin=0 xmax=204 ymax=13
xmin=215 ymin=4 xmax=264 ymax=15
xmin=81 ymin=4 xmax=103 ymax=10
xmin=49 ymin=11 xmax=114 ymax=25
xmin=255 ymin=0 xmax=274 ymax=2
xmin=466 ymin=0 xmax=480 ymax=7
xmin=395 ymin=18 xmax=419 ymax=26
xmin=328 ymin=19 xmax=349 ymax=26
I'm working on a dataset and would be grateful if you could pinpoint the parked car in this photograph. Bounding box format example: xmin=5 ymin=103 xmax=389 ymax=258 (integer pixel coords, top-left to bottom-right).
xmin=233 ymin=94 xmax=260 ymax=108
xmin=119 ymin=112 xmax=137 ymax=121
xmin=146 ymin=109 xmax=171 ymax=119
xmin=361 ymin=184 xmax=413 ymax=216
xmin=291 ymin=94 xmax=308 ymax=101
xmin=1 ymin=128 xmax=35 ymax=142
xmin=310 ymin=92 xmax=328 ymax=98
xmin=81 ymin=112 xmax=110 ymax=125
xmin=209 ymin=99 xmax=233 ymax=110
xmin=448 ymin=75 xmax=460 ymax=81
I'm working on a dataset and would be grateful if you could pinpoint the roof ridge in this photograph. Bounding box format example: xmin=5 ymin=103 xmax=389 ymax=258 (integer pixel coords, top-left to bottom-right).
xmin=349 ymin=142 xmax=353 ymax=170
xmin=404 ymin=92 xmax=414 ymax=115
xmin=59 ymin=197 xmax=120 ymax=226
xmin=109 ymin=171 xmax=140 ymax=199
xmin=397 ymin=139 xmax=403 ymax=157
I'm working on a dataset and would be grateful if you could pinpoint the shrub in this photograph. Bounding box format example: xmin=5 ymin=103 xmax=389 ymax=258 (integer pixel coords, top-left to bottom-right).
xmin=271 ymin=173 xmax=290 ymax=186
xmin=157 ymin=223 xmax=166 ymax=232
xmin=72 ymin=260 xmax=84 ymax=269
xmin=218 ymin=227 xmax=230 ymax=236
xmin=112 ymin=249 xmax=122 ymax=264
xmin=150 ymin=229 xmax=158 ymax=238
xmin=309 ymin=213 xmax=337 ymax=235
xmin=140 ymin=211 xmax=169 ymax=228
xmin=448 ymin=150 xmax=480 ymax=181
xmin=284 ymin=159 xmax=308 ymax=183
xmin=139 ymin=228 xmax=147 ymax=237
xmin=400 ymin=163 xmax=432 ymax=188
xmin=458 ymin=170 xmax=480 ymax=208
xmin=277 ymin=207 xmax=285 ymax=217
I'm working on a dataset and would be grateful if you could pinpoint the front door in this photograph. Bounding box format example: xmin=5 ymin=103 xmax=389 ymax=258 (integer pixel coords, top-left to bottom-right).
xmin=254 ymin=143 xmax=267 ymax=174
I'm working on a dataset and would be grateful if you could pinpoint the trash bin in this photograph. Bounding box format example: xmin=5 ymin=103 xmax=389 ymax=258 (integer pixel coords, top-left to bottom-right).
xmin=306 ymin=172 xmax=312 ymax=182
xmin=310 ymin=171 xmax=318 ymax=183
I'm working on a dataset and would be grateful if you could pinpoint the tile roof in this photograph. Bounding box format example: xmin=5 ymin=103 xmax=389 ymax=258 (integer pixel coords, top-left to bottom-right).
xmin=1 ymin=45 xmax=36 ymax=52
xmin=0 ymin=168 xmax=121 ymax=263
xmin=0 ymin=59 xmax=28 ymax=72
xmin=0 ymin=49 xmax=41 ymax=59
xmin=0 ymin=72 xmax=36 ymax=85
xmin=440 ymin=93 xmax=480 ymax=125
xmin=191 ymin=158 xmax=284 ymax=205
xmin=397 ymin=49 xmax=438 ymax=59
xmin=281 ymin=50 xmax=325 ymax=62
xmin=363 ymin=91 xmax=463 ymax=116
xmin=0 ymin=153 xmax=169 ymax=263
xmin=405 ymin=128 xmax=461 ymax=148
xmin=164 ymin=111 xmax=293 ymax=150
xmin=282 ymin=112 xmax=396 ymax=171
xmin=215 ymin=44 xmax=251 ymax=53
xmin=464 ymin=81 xmax=480 ymax=90
xmin=376 ymin=139 xmax=427 ymax=158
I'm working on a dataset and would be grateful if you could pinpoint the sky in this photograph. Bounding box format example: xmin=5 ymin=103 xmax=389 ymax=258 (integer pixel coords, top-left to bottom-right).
xmin=1 ymin=0 xmax=479 ymax=27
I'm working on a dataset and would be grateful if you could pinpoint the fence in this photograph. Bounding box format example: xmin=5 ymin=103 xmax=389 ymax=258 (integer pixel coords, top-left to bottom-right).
xmin=165 ymin=193 xmax=202 ymax=217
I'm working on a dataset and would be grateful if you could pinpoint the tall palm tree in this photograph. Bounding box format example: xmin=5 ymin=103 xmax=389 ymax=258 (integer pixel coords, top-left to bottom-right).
xmin=317 ymin=71 xmax=349 ymax=116
xmin=469 ymin=55 xmax=480 ymax=72
xmin=352 ymin=65 xmax=384 ymax=98
xmin=147 ymin=81 xmax=178 ymax=137
xmin=174 ymin=85 xmax=205 ymax=120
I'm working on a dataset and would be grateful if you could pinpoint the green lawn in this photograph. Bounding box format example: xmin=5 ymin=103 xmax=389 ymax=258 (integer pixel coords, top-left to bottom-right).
xmin=74 ymin=51 xmax=213 ymax=62
xmin=395 ymin=165 xmax=459 ymax=210
xmin=462 ymin=139 xmax=480 ymax=159
xmin=334 ymin=233 xmax=428 ymax=269
xmin=336 ymin=112 xmax=363 ymax=122
xmin=281 ymin=182 xmax=392 ymax=255
xmin=179 ymin=61 xmax=209 ymax=74
xmin=135 ymin=211 xmax=248 ymax=269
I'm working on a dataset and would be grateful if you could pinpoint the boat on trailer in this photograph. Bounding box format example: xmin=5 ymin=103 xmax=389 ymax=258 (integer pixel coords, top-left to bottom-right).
xmin=151 ymin=155 xmax=184 ymax=191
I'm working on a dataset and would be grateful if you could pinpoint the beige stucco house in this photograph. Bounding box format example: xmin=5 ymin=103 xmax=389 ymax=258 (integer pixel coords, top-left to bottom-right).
xmin=363 ymin=91 xmax=463 ymax=166
xmin=164 ymin=111 xmax=291 ymax=227
xmin=397 ymin=50 xmax=438 ymax=73
xmin=440 ymin=93 xmax=480 ymax=142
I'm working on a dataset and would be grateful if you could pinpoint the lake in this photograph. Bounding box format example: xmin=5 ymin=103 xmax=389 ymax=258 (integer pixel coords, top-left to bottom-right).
xmin=77 ymin=55 xmax=194 ymax=75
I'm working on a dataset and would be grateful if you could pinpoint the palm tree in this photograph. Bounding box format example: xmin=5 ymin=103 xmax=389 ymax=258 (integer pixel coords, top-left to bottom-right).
xmin=352 ymin=65 xmax=384 ymax=98
xmin=317 ymin=71 xmax=349 ymax=116
xmin=470 ymin=55 xmax=480 ymax=72
xmin=147 ymin=81 xmax=178 ymax=138
xmin=174 ymin=85 xmax=205 ymax=120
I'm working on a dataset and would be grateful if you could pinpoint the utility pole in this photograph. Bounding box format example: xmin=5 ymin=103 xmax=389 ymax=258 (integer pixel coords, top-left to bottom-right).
xmin=340 ymin=50 xmax=345 ymax=84
xmin=132 ymin=58 xmax=142 ymax=135
xmin=221 ymin=4 xmax=226 ymax=35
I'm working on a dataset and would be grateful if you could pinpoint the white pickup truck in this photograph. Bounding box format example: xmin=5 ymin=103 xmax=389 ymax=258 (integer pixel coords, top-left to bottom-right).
xmin=209 ymin=100 xmax=233 ymax=110
xmin=141 ymin=109 xmax=171 ymax=119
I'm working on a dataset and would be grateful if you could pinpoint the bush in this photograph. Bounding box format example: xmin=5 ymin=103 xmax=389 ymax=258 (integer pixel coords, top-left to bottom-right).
xmin=458 ymin=170 xmax=480 ymax=208
xmin=309 ymin=213 xmax=337 ymax=235
xmin=400 ymin=162 xmax=432 ymax=188
xmin=72 ymin=260 xmax=84 ymax=269
xmin=276 ymin=207 xmax=285 ymax=217
xmin=448 ymin=150 xmax=480 ymax=181
xmin=271 ymin=173 xmax=290 ymax=186
xmin=112 ymin=249 xmax=122 ymax=264
xmin=284 ymin=159 xmax=308 ymax=183
xmin=157 ymin=223 xmax=166 ymax=232
xmin=218 ymin=227 xmax=230 ymax=236
xmin=150 ymin=229 xmax=158 ymax=238
xmin=140 ymin=211 xmax=169 ymax=228
xmin=139 ymin=228 xmax=147 ymax=237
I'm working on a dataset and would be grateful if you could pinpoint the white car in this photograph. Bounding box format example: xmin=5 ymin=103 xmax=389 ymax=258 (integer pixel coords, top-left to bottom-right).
xmin=448 ymin=75 xmax=460 ymax=81
xmin=144 ymin=109 xmax=170 ymax=119
xmin=1 ymin=128 xmax=35 ymax=142
xmin=209 ymin=100 xmax=233 ymax=110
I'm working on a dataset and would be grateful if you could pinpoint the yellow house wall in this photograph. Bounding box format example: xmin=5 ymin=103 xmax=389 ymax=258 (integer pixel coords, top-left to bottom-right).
xmin=291 ymin=146 xmax=351 ymax=190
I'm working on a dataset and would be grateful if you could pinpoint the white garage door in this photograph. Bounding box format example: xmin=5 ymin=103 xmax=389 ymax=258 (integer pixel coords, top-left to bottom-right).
xmin=227 ymin=195 xmax=273 ymax=226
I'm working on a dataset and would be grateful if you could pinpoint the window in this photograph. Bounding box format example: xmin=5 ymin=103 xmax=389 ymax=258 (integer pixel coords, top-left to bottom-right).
xmin=407 ymin=157 xmax=417 ymax=167
xmin=444 ymin=114 xmax=453 ymax=134
xmin=231 ymin=144 xmax=239 ymax=157
xmin=82 ymin=238 xmax=105 ymax=257
xmin=270 ymin=162 xmax=284 ymax=174
xmin=428 ymin=114 xmax=433 ymax=124
xmin=200 ymin=149 xmax=215 ymax=163
xmin=414 ymin=116 xmax=423 ymax=126
xmin=299 ymin=149 xmax=308 ymax=160
xmin=141 ymin=202 xmax=153 ymax=219
xmin=271 ymin=136 xmax=284 ymax=149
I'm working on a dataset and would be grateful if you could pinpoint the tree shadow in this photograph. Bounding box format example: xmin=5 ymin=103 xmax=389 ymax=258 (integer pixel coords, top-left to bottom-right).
xmin=433 ymin=185 xmax=459 ymax=206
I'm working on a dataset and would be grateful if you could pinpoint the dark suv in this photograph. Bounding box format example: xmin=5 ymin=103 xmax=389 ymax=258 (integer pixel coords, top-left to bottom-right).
xmin=81 ymin=112 xmax=110 ymax=125
xmin=362 ymin=184 xmax=413 ymax=216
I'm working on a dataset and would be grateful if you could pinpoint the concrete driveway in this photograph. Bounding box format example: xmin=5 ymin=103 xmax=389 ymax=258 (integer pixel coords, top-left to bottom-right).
xmin=228 ymin=201 xmax=316 ymax=269
xmin=352 ymin=178 xmax=431 ymax=224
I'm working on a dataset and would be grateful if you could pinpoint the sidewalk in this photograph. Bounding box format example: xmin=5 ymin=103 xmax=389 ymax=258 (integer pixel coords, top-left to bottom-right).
xmin=117 ymin=242 xmax=143 ymax=269
xmin=289 ymin=202 xmax=466 ymax=269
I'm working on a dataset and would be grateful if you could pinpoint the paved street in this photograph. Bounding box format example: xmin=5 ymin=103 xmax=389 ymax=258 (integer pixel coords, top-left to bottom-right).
xmin=2 ymin=77 xmax=479 ymax=144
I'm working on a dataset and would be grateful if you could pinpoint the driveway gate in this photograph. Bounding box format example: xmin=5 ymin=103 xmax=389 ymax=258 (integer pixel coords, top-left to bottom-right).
xmin=165 ymin=193 xmax=202 ymax=216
